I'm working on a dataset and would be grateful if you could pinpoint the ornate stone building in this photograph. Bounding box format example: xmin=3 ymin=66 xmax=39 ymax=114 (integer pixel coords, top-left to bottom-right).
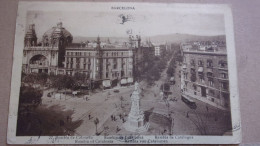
xmin=22 ymin=22 xmax=154 ymax=88
xmin=22 ymin=22 xmax=73 ymax=74
xmin=180 ymin=42 xmax=230 ymax=110
xmin=64 ymin=37 xmax=135 ymax=87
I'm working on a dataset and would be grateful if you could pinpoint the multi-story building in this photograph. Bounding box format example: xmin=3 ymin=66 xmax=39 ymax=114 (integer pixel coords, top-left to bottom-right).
xmin=154 ymin=46 xmax=160 ymax=56
xmin=22 ymin=22 xmax=154 ymax=88
xmin=22 ymin=22 xmax=73 ymax=74
xmin=180 ymin=42 xmax=230 ymax=110
xmin=64 ymin=38 xmax=134 ymax=88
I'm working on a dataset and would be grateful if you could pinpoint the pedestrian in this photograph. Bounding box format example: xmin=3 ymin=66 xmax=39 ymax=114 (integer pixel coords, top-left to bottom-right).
xmin=206 ymin=106 xmax=209 ymax=112
xmin=89 ymin=114 xmax=91 ymax=120
xmin=111 ymin=115 xmax=113 ymax=121
xmin=186 ymin=112 xmax=189 ymax=118
xmin=119 ymin=114 xmax=122 ymax=120
xmin=116 ymin=126 xmax=120 ymax=133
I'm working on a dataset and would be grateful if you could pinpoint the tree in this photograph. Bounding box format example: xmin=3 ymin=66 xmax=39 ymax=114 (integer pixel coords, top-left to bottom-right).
xmin=22 ymin=73 xmax=37 ymax=87
xmin=73 ymin=72 xmax=89 ymax=90
xmin=19 ymin=86 xmax=43 ymax=107
xmin=35 ymin=73 xmax=48 ymax=88
xmin=94 ymin=118 xmax=99 ymax=135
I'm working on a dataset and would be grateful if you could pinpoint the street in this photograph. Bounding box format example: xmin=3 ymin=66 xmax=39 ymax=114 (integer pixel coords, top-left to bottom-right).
xmin=40 ymin=57 xmax=231 ymax=136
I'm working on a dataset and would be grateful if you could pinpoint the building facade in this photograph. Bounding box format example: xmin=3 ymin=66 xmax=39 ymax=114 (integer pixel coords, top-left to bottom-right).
xmin=180 ymin=42 xmax=230 ymax=110
xmin=154 ymin=46 xmax=160 ymax=56
xmin=22 ymin=22 xmax=154 ymax=88
xmin=64 ymin=39 xmax=134 ymax=87
xmin=22 ymin=22 xmax=73 ymax=74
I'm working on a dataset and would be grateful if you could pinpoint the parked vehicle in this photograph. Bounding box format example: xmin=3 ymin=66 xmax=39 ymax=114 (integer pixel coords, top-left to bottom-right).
xmin=181 ymin=95 xmax=197 ymax=109
xmin=113 ymin=89 xmax=120 ymax=93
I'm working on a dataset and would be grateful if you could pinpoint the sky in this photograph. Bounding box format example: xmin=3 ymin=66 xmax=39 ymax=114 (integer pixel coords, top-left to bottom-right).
xmin=26 ymin=8 xmax=225 ymax=39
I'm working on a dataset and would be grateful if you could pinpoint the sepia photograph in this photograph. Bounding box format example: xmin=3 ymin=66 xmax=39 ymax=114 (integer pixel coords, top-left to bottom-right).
xmin=7 ymin=2 xmax=241 ymax=144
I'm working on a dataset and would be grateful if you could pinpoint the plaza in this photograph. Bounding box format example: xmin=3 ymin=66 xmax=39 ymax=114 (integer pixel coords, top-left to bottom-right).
xmin=36 ymin=55 xmax=231 ymax=136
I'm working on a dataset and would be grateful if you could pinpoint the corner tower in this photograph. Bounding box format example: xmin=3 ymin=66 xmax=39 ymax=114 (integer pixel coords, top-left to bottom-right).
xmin=24 ymin=24 xmax=37 ymax=47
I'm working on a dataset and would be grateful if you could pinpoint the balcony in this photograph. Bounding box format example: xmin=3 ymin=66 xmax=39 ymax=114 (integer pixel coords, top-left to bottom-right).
xmin=29 ymin=64 xmax=48 ymax=68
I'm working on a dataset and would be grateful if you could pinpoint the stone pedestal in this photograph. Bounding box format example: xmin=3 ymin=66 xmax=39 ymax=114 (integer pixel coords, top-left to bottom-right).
xmin=124 ymin=82 xmax=149 ymax=133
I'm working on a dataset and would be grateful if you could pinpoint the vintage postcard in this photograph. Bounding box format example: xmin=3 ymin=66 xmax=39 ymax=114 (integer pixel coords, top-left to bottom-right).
xmin=7 ymin=1 xmax=241 ymax=144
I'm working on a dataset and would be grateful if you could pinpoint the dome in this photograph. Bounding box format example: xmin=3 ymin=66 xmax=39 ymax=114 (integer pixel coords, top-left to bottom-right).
xmin=42 ymin=22 xmax=73 ymax=40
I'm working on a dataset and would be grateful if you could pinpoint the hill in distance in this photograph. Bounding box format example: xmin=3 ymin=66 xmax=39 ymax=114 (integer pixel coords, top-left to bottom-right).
xmin=73 ymin=33 xmax=226 ymax=44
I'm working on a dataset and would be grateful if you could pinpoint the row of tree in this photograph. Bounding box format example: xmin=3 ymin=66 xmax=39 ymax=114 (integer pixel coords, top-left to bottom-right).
xmin=144 ymin=45 xmax=174 ymax=85
xmin=21 ymin=72 xmax=90 ymax=91
xmin=166 ymin=44 xmax=183 ymax=77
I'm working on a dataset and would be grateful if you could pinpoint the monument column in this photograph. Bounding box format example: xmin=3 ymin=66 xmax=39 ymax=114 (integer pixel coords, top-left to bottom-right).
xmin=124 ymin=82 xmax=149 ymax=133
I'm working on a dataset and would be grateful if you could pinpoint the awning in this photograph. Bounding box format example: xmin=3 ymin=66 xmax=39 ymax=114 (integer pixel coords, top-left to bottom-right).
xmin=182 ymin=64 xmax=187 ymax=69
xmin=102 ymin=80 xmax=111 ymax=87
xmin=198 ymin=67 xmax=203 ymax=72
xmin=120 ymin=78 xmax=127 ymax=85
xmin=207 ymin=68 xmax=213 ymax=73
xmin=127 ymin=77 xmax=133 ymax=83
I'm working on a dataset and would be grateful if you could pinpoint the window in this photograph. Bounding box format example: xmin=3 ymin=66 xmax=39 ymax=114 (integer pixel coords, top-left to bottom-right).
xmin=193 ymin=85 xmax=197 ymax=95
xmin=207 ymin=72 xmax=213 ymax=77
xmin=208 ymin=78 xmax=214 ymax=87
xmin=121 ymin=58 xmax=124 ymax=68
xmin=207 ymin=59 xmax=213 ymax=68
xmin=76 ymin=58 xmax=80 ymax=69
xmin=198 ymin=60 xmax=203 ymax=66
xmin=221 ymin=82 xmax=229 ymax=90
xmin=121 ymin=71 xmax=125 ymax=77
xmin=219 ymin=60 xmax=227 ymax=68
xmin=191 ymin=68 xmax=196 ymax=74
xmin=113 ymin=58 xmax=117 ymax=69
xmin=209 ymin=89 xmax=215 ymax=96
xmin=221 ymin=73 xmax=228 ymax=79
xmin=199 ymin=74 xmax=204 ymax=83
xmin=190 ymin=59 xmax=195 ymax=66
xmin=184 ymin=73 xmax=188 ymax=79
xmin=106 ymin=72 xmax=109 ymax=78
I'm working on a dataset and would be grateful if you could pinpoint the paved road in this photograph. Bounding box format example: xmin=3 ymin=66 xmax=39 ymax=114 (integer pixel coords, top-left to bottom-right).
xmin=41 ymin=57 xmax=231 ymax=136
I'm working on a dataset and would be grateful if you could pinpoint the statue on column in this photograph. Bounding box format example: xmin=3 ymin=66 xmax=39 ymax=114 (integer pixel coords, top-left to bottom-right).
xmin=123 ymin=82 xmax=149 ymax=133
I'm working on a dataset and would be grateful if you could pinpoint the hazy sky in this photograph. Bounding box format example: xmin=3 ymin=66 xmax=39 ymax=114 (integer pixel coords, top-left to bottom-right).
xmin=27 ymin=9 xmax=225 ymax=39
